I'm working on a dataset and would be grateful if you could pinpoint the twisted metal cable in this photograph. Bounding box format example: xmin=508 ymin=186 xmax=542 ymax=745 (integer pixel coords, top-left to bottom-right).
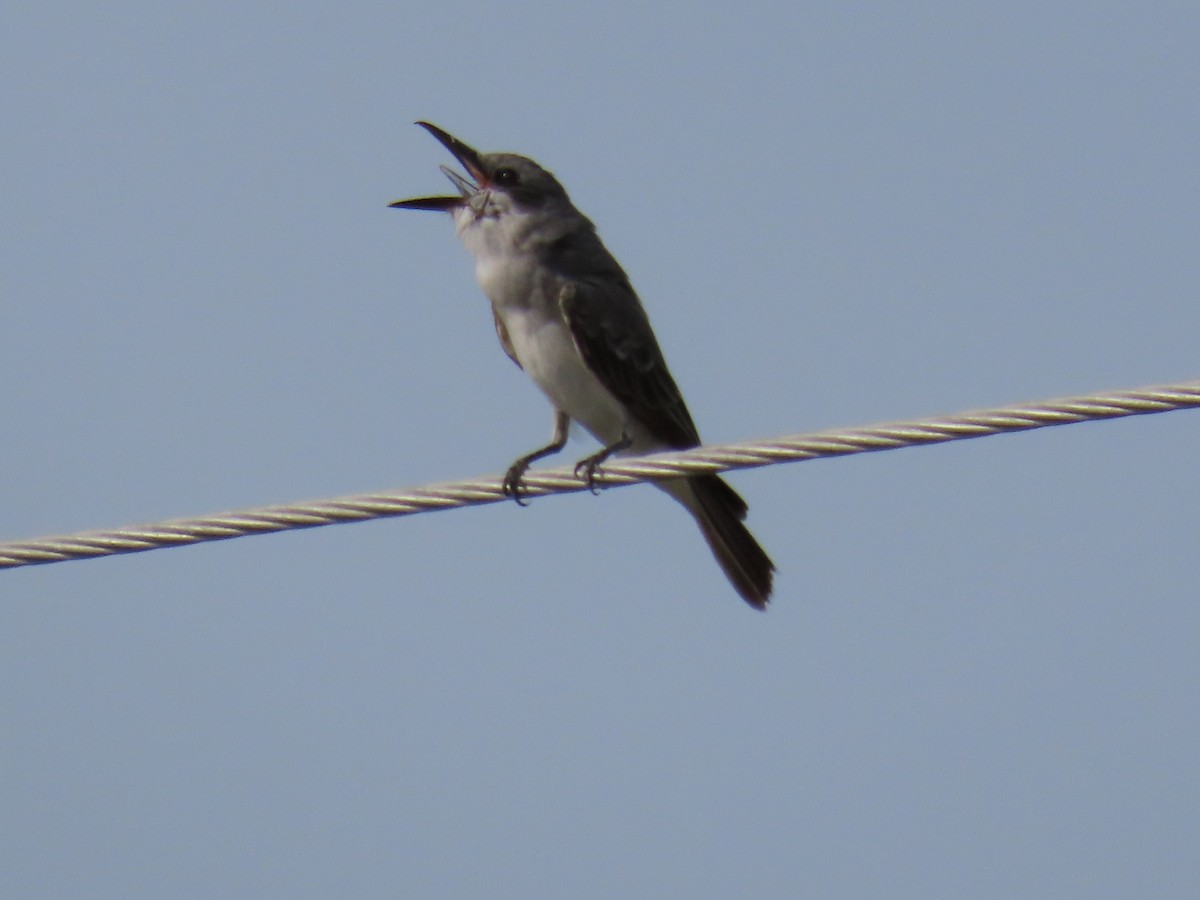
xmin=2 ymin=379 xmax=1197 ymax=570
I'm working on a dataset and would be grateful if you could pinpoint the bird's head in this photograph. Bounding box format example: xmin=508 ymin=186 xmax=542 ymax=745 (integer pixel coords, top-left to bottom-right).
xmin=389 ymin=122 xmax=571 ymax=222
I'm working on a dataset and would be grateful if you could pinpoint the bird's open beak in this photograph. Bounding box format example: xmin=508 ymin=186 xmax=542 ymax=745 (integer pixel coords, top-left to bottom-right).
xmin=388 ymin=122 xmax=487 ymax=211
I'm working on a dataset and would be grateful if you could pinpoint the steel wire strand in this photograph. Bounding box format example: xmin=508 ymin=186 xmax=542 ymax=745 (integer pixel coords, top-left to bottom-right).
xmin=1 ymin=379 xmax=1197 ymax=569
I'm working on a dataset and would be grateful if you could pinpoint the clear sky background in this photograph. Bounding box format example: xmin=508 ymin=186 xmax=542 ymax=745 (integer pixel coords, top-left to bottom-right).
xmin=2 ymin=3 xmax=1198 ymax=898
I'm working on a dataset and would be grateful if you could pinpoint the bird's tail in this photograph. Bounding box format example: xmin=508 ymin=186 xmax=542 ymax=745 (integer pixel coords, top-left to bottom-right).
xmin=664 ymin=475 xmax=775 ymax=609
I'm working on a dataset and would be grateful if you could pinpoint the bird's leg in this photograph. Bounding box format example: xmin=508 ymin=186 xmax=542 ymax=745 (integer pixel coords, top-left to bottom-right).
xmin=573 ymin=431 xmax=632 ymax=494
xmin=502 ymin=410 xmax=570 ymax=506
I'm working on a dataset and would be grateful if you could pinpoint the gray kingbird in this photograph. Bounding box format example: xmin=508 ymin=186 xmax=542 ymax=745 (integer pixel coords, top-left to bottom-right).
xmin=390 ymin=122 xmax=774 ymax=609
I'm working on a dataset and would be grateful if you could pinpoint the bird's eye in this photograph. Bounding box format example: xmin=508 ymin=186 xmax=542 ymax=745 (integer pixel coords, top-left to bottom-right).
xmin=493 ymin=167 xmax=519 ymax=186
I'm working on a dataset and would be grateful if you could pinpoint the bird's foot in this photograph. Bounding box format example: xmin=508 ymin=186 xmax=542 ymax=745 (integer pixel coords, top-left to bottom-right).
xmin=502 ymin=456 xmax=536 ymax=506
xmin=573 ymin=434 xmax=631 ymax=495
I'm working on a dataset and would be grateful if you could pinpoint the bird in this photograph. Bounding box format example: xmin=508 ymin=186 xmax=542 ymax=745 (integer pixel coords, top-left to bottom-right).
xmin=390 ymin=122 xmax=774 ymax=609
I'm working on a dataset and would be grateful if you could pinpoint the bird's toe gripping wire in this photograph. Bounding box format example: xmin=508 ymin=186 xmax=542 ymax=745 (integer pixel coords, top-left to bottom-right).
xmin=502 ymin=411 xmax=570 ymax=506
xmin=573 ymin=432 xmax=632 ymax=494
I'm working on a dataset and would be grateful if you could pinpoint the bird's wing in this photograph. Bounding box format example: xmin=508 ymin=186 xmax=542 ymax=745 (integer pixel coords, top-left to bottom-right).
xmin=558 ymin=278 xmax=701 ymax=449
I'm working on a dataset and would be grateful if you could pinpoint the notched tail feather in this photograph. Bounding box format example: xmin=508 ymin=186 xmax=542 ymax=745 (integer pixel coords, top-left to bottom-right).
xmin=689 ymin=475 xmax=774 ymax=610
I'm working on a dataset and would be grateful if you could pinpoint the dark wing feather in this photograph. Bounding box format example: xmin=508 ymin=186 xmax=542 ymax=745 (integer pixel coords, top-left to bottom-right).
xmin=558 ymin=278 xmax=701 ymax=450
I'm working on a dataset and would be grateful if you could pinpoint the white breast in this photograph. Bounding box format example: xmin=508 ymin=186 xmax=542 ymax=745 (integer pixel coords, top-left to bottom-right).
xmin=454 ymin=208 xmax=633 ymax=447
xmin=499 ymin=306 xmax=628 ymax=446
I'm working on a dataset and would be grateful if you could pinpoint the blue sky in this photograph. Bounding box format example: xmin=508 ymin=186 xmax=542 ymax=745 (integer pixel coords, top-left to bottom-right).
xmin=2 ymin=3 xmax=1198 ymax=897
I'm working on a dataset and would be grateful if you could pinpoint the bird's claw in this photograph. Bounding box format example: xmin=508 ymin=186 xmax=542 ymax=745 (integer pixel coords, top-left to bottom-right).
xmin=572 ymin=434 xmax=630 ymax=495
xmin=573 ymin=457 xmax=605 ymax=495
xmin=502 ymin=461 xmax=532 ymax=506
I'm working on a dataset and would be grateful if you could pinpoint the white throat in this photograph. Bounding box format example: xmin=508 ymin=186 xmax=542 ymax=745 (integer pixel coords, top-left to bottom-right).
xmin=452 ymin=196 xmax=548 ymax=307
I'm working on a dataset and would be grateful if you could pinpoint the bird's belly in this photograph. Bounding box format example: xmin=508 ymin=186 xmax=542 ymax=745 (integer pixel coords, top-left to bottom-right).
xmin=501 ymin=309 xmax=628 ymax=446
